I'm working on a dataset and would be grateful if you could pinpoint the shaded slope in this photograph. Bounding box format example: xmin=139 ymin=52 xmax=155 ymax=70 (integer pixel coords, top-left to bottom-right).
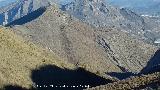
xmin=6 ymin=7 xmax=46 ymax=26
xmin=86 ymin=72 xmax=160 ymax=90
xmin=0 ymin=0 xmax=50 ymax=25
xmin=141 ymin=49 xmax=160 ymax=74
xmin=31 ymin=65 xmax=112 ymax=90
xmin=3 ymin=64 xmax=112 ymax=90
xmin=11 ymin=4 xmax=158 ymax=76
xmin=0 ymin=27 xmax=74 ymax=89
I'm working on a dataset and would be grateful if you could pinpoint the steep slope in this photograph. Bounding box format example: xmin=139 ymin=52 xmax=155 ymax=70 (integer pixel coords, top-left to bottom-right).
xmin=11 ymin=4 xmax=158 ymax=77
xmin=61 ymin=0 xmax=160 ymax=45
xmin=0 ymin=27 xmax=74 ymax=89
xmin=0 ymin=0 xmax=50 ymax=25
xmin=87 ymin=72 xmax=160 ymax=90
xmin=1 ymin=0 xmax=160 ymax=45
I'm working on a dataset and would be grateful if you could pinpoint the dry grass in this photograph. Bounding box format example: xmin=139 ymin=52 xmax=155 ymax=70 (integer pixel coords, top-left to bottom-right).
xmin=0 ymin=27 xmax=75 ymax=89
xmin=87 ymin=72 xmax=160 ymax=90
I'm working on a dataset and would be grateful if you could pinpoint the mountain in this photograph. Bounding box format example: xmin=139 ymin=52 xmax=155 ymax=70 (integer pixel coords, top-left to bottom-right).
xmin=0 ymin=0 xmax=159 ymax=89
xmin=1 ymin=0 xmax=160 ymax=45
xmin=9 ymin=3 xmax=158 ymax=76
xmin=61 ymin=0 xmax=160 ymax=45
xmin=1 ymin=26 xmax=112 ymax=90
xmin=0 ymin=0 xmax=50 ymax=25
xmin=0 ymin=27 xmax=74 ymax=89
xmin=0 ymin=0 xmax=17 ymax=8
xmin=107 ymin=0 xmax=160 ymax=16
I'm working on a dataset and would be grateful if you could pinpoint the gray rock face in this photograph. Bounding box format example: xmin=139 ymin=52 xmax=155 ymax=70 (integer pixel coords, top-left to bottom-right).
xmin=61 ymin=0 xmax=160 ymax=45
xmin=61 ymin=0 xmax=123 ymax=27
xmin=0 ymin=0 xmax=50 ymax=25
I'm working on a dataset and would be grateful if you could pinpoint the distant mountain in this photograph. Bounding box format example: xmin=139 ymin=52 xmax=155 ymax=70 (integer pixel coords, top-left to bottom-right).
xmin=0 ymin=0 xmax=50 ymax=25
xmin=107 ymin=0 xmax=160 ymax=16
xmin=61 ymin=0 xmax=160 ymax=45
xmin=1 ymin=0 xmax=160 ymax=45
xmin=0 ymin=0 xmax=17 ymax=7
xmin=62 ymin=0 xmax=145 ymax=29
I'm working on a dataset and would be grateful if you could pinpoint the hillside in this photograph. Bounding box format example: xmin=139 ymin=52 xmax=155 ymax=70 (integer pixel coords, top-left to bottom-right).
xmin=87 ymin=72 xmax=160 ymax=90
xmin=0 ymin=27 xmax=75 ymax=89
xmin=10 ymin=3 xmax=158 ymax=77
xmin=0 ymin=1 xmax=159 ymax=90
xmin=61 ymin=0 xmax=160 ymax=45
xmin=1 ymin=0 xmax=160 ymax=45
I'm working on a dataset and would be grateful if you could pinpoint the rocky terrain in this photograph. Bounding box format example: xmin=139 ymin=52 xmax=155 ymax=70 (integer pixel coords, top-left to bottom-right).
xmin=0 ymin=0 xmax=159 ymax=90
xmin=61 ymin=0 xmax=160 ymax=45
xmin=0 ymin=0 xmax=50 ymax=25
xmin=0 ymin=27 xmax=115 ymax=90
xmin=87 ymin=72 xmax=160 ymax=90
xmin=10 ymin=2 xmax=158 ymax=76
xmin=1 ymin=0 xmax=160 ymax=45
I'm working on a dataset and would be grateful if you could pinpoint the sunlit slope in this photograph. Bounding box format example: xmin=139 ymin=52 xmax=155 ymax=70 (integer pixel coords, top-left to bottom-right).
xmin=12 ymin=4 xmax=158 ymax=75
xmin=0 ymin=27 xmax=74 ymax=88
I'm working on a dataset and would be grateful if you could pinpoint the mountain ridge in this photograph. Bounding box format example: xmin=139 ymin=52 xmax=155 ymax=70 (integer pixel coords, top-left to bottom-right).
xmin=10 ymin=3 xmax=158 ymax=75
xmin=0 ymin=27 xmax=75 ymax=89
xmin=0 ymin=0 xmax=159 ymax=89
xmin=61 ymin=0 xmax=160 ymax=45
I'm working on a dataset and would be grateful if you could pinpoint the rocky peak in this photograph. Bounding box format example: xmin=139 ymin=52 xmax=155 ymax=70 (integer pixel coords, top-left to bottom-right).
xmin=61 ymin=0 xmax=160 ymax=45
xmin=61 ymin=0 xmax=122 ymax=27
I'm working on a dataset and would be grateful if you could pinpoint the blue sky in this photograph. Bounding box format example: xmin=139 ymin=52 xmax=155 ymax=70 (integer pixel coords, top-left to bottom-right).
xmin=0 ymin=0 xmax=73 ymax=7
xmin=0 ymin=0 xmax=158 ymax=8
xmin=0 ymin=0 xmax=17 ymax=7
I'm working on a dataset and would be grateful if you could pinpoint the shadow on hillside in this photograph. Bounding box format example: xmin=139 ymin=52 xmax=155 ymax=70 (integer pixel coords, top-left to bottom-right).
xmin=4 ymin=65 xmax=112 ymax=90
xmin=141 ymin=49 xmax=160 ymax=74
xmin=106 ymin=72 xmax=137 ymax=80
xmin=106 ymin=49 xmax=160 ymax=80
xmin=5 ymin=7 xmax=46 ymax=26
xmin=4 ymin=85 xmax=29 ymax=90
xmin=31 ymin=65 xmax=112 ymax=90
